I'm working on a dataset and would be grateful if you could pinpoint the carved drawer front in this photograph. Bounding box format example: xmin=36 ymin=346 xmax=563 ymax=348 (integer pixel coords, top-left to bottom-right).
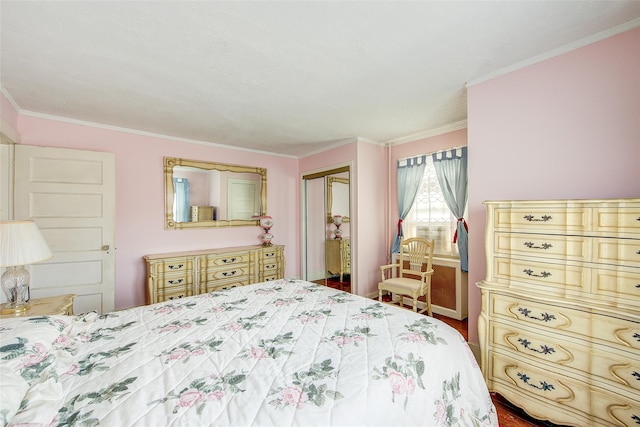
xmin=493 ymin=207 xmax=590 ymax=233
xmin=200 ymin=277 xmax=250 ymax=293
xmin=593 ymin=238 xmax=640 ymax=268
xmin=156 ymin=280 xmax=194 ymax=302
xmin=494 ymin=257 xmax=589 ymax=294
xmin=262 ymin=262 xmax=279 ymax=273
xmin=490 ymin=322 xmax=589 ymax=373
xmin=202 ymin=253 xmax=250 ymax=268
xmin=593 ymin=207 xmax=640 ymax=236
xmin=589 ymin=387 xmax=640 ymax=427
xmin=494 ymin=232 xmax=589 ymax=263
xmin=261 ymin=249 xmax=282 ymax=261
xmin=156 ymin=273 xmax=192 ymax=289
xmin=490 ymin=353 xmax=590 ymax=419
xmin=203 ymin=265 xmax=250 ymax=281
xmin=591 ymin=350 xmax=640 ymax=394
xmin=591 ymin=266 xmax=640 ymax=308
xmin=591 ymin=316 xmax=640 ymax=353
xmin=490 ymin=293 xmax=591 ymax=339
xmin=149 ymin=257 xmax=193 ymax=275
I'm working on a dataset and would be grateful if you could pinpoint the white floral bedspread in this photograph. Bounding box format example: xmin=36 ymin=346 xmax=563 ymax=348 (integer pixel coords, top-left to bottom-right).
xmin=0 ymin=280 xmax=497 ymax=426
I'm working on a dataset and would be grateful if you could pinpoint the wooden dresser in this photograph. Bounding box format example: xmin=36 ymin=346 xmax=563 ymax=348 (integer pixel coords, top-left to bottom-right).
xmin=145 ymin=245 xmax=285 ymax=304
xmin=477 ymin=198 xmax=640 ymax=426
xmin=326 ymin=238 xmax=350 ymax=281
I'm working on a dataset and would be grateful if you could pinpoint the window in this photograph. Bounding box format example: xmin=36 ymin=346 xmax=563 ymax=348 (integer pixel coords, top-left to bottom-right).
xmin=403 ymin=155 xmax=463 ymax=257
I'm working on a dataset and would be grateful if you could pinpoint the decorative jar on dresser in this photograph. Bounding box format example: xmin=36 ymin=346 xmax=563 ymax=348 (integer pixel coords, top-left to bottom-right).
xmin=477 ymin=198 xmax=640 ymax=426
xmin=145 ymin=245 xmax=285 ymax=304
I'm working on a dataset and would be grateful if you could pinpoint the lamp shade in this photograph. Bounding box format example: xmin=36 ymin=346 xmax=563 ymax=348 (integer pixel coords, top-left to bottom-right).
xmin=0 ymin=220 xmax=53 ymax=267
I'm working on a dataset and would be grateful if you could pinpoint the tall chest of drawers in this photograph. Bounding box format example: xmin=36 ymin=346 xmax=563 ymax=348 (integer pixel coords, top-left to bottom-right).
xmin=477 ymin=199 xmax=640 ymax=426
xmin=145 ymin=245 xmax=285 ymax=304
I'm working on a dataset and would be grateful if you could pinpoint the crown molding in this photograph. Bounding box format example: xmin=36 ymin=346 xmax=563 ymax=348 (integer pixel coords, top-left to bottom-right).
xmin=0 ymin=87 xmax=22 ymax=113
xmin=385 ymin=120 xmax=467 ymax=146
xmin=467 ymin=17 xmax=640 ymax=87
xmin=18 ymin=109 xmax=299 ymax=159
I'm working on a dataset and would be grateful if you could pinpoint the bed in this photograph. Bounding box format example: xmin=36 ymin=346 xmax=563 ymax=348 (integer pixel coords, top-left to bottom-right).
xmin=1 ymin=279 xmax=497 ymax=426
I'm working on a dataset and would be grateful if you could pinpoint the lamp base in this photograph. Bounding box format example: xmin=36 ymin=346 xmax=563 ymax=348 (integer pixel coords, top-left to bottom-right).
xmin=0 ymin=301 xmax=31 ymax=315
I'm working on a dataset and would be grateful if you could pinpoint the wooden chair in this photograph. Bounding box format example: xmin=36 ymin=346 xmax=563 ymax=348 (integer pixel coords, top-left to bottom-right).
xmin=378 ymin=237 xmax=435 ymax=316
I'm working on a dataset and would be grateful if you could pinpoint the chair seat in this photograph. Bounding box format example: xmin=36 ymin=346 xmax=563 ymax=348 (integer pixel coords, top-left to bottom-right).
xmin=379 ymin=237 xmax=434 ymax=316
xmin=379 ymin=277 xmax=422 ymax=293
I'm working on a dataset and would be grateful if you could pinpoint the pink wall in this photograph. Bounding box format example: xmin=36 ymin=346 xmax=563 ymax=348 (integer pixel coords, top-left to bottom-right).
xmin=467 ymin=27 xmax=640 ymax=344
xmin=12 ymin=113 xmax=299 ymax=309
xmin=354 ymin=140 xmax=389 ymax=296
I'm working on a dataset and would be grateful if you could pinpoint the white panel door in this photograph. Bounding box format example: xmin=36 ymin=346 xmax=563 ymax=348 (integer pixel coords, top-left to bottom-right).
xmin=14 ymin=145 xmax=116 ymax=314
xmin=227 ymin=178 xmax=260 ymax=220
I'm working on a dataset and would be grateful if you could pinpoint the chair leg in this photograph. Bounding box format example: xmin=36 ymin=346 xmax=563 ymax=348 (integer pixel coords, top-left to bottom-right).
xmin=412 ymin=293 xmax=418 ymax=312
xmin=378 ymin=289 xmax=382 ymax=302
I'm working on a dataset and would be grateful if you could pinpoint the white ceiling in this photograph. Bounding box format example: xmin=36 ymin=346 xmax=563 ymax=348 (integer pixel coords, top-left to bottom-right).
xmin=1 ymin=1 xmax=639 ymax=157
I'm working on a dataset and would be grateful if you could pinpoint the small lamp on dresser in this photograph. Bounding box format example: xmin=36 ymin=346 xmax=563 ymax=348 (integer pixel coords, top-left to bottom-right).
xmin=0 ymin=220 xmax=53 ymax=315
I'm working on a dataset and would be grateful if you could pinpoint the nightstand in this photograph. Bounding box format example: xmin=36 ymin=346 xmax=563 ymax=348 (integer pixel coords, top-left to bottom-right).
xmin=0 ymin=294 xmax=76 ymax=318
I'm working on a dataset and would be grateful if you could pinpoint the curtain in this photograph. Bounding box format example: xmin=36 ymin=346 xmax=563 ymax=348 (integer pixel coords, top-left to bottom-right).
xmin=432 ymin=147 xmax=468 ymax=271
xmin=392 ymin=155 xmax=427 ymax=254
xmin=173 ymin=178 xmax=191 ymax=222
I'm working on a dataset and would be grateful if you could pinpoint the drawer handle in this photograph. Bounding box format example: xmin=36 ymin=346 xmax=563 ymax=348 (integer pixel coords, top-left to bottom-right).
xmin=222 ymin=258 xmax=237 ymax=263
xmin=633 ymin=372 xmax=640 ymax=381
xmin=524 ymin=242 xmax=553 ymax=250
xmin=518 ymin=307 xmax=557 ymax=322
xmin=523 ymin=269 xmax=552 ymax=278
xmin=222 ymin=270 xmax=237 ymax=277
xmin=632 ymin=414 xmax=640 ymax=425
xmin=168 ymin=264 xmax=184 ymax=269
xmin=523 ymin=215 xmax=552 ymax=222
xmin=634 ymin=333 xmax=640 ymax=342
xmin=168 ymin=279 xmax=184 ymax=285
xmin=636 ymin=284 xmax=640 ymax=288
xmin=517 ymin=372 xmax=555 ymax=391
xmin=518 ymin=338 xmax=555 ymax=355
xmin=168 ymin=294 xmax=185 ymax=300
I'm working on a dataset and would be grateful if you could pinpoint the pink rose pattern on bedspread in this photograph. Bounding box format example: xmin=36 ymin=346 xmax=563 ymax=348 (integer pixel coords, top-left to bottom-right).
xmin=1 ymin=280 xmax=498 ymax=426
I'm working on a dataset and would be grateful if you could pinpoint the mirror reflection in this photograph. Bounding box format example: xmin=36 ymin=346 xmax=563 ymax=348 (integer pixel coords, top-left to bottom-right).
xmin=302 ymin=167 xmax=351 ymax=293
xmin=164 ymin=157 xmax=267 ymax=229
xmin=327 ymin=177 xmax=350 ymax=223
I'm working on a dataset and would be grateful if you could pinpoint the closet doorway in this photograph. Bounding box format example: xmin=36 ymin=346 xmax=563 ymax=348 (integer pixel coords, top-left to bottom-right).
xmin=302 ymin=166 xmax=351 ymax=293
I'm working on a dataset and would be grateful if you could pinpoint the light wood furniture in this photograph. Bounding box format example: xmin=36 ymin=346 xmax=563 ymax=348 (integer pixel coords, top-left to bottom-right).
xmin=391 ymin=254 xmax=468 ymax=320
xmin=0 ymin=294 xmax=76 ymax=318
xmin=379 ymin=238 xmax=435 ymax=316
xmin=145 ymin=245 xmax=285 ymax=304
xmin=326 ymin=238 xmax=350 ymax=281
xmin=477 ymin=198 xmax=640 ymax=426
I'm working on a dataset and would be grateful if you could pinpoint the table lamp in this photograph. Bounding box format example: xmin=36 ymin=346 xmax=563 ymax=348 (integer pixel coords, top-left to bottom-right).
xmin=0 ymin=220 xmax=53 ymax=314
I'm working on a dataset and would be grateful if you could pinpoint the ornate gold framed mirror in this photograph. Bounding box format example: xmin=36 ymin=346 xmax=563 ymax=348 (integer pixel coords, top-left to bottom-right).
xmin=326 ymin=176 xmax=350 ymax=224
xmin=164 ymin=157 xmax=267 ymax=229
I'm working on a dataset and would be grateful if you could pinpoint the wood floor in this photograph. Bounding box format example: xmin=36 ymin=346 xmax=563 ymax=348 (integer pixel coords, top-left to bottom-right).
xmin=319 ymin=277 xmax=563 ymax=427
